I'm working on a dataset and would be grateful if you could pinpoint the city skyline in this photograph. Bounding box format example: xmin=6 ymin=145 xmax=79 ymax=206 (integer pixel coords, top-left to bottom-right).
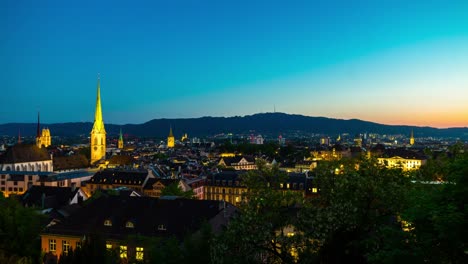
xmin=2 ymin=0 xmax=468 ymax=128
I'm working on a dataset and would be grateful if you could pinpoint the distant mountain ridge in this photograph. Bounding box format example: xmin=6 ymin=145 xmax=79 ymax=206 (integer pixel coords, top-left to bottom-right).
xmin=1 ymin=113 xmax=467 ymax=139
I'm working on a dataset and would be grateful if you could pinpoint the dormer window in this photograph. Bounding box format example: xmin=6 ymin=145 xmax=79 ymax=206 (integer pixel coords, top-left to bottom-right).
xmin=157 ymin=224 xmax=166 ymax=231
xmin=104 ymin=219 xmax=112 ymax=226
xmin=125 ymin=221 xmax=135 ymax=228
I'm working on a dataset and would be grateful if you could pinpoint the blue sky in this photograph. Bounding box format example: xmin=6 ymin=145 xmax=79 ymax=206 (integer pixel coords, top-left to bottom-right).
xmin=2 ymin=0 xmax=468 ymax=127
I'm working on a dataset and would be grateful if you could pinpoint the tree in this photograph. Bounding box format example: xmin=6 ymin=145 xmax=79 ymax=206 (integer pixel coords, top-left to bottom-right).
xmin=211 ymin=160 xmax=304 ymax=264
xmin=297 ymin=158 xmax=413 ymax=263
xmin=402 ymin=152 xmax=468 ymax=263
xmin=0 ymin=193 xmax=44 ymax=264
xmin=161 ymin=182 xmax=195 ymax=199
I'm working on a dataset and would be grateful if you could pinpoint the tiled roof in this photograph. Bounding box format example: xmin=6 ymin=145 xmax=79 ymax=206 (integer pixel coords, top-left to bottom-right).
xmin=382 ymin=148 xmax=427 ymax=160
xmin=89 ymin=169 xmax=148 ymax=186
xmin=0 ymin=144 xmax=51 ymax=163
xmin=143 ymin=178 xmax=178 ymax=190
xmin=21 ymin=186 xmax=78 ymax=209
xmin=107 ymin=155 xmax=135 ymax=166
xmin=42 ymin=196 xmax=223 ymax=240
xmin=53 ymin=154 xmax=88 ymax=171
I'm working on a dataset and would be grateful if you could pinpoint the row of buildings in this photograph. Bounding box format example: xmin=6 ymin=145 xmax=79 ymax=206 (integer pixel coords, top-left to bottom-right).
xmin=0 ymin=76 xmax=436 ymax=263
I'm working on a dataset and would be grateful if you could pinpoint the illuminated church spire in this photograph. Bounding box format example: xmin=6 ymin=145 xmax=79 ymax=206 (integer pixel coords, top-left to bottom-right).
xmin=92 ymin=75 xmax=105 ymax=133
xmin=118 ymin=128 xmax=124 ymax=149
xmin=410 ymin=129 xmax=415 ymax=146
xmin=167 ymin=126 xmax=175 ymax=148
xmin=90 ymin=74 xmax=107 ymax=164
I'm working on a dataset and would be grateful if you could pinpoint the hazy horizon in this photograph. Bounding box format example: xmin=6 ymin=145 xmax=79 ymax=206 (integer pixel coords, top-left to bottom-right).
xmin=1 ymin=112 xmax=467 ymax=129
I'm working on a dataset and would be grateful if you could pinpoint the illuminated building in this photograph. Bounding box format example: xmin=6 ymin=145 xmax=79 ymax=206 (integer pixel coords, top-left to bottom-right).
xmin=40 ymin=196 xmax=234 ymax=262
xmin=377 ymin=148 xmax=427 ymax=170
xmin=204 ymin=171 xmax=317 ymax=206
xmin=90 ymin=76 xmax=106 ymax=164
xmin=0 ymin=144 xmax=54 ymax=196
xmin=83 ymin=169 xmax=149 ymax=197
xmin=204 ymin=171 xmax=246 ymax=206
xmin=35 ymin=112 xmax=51 ymax=148
xmin=181 ymin=133 xmax=188 ymax=142
xmin=320 ymin=137 xmax=330 ymax=145
xmin=218 ymin=156 xmax=256 ymax=170
xmin=84 ymin=169 xmax=194 ymax=198
xmin=353 ymin=134 xmax=362 ymax=147
xmin=118 ymin=128 xmax=124 ymax=149
xmin=167 ymin=126 xmax=175 ymax=148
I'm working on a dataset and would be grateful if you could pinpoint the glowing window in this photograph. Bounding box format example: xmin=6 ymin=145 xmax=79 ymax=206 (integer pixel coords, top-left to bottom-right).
xmin=312 ymin=188 xmax=318 ymax=193
xmin=120 ymin=245 xmax=127 ymax=259
xmin=125 ymin=221 xmax=134 ymax=228
xmin=62 ymin=240 xmax=70 ymax=254
xmin=157 ymin=224 xmax=166 ymax=231
xmin=104 ymin=219 xmax=112 ymax=226
xmin=286 ymin=183 xmax=290 ymax=189
xmin=49 ymin=239 xmax=56 ymax=252
xmin=136 ymin=247 xmax=144 ymax=260
xmin=106 ymin=244 xmax=113 ymax=250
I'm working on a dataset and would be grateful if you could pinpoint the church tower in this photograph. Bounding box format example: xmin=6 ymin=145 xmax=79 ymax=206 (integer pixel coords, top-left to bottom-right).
xmin=90 ymin=75 xmax=106 ymax=164
xmin=410 ymin=129 xmax=415 ymax=146
xmin=35 ymin=112 xmax=51 ymax=148
xmin=167 ymin=126 xmax=175 ymax=148
xmin=118 ymin=128 xmax=124 ymax=149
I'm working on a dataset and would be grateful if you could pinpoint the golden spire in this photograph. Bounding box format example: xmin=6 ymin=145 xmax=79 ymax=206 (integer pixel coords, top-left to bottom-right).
xmin=169 ymin=126 xmax=174 ymax=137
xmin=92 ymin=74 xmax=106 ymax=133
xmin=410 ymin=129 xmax=415 ymax=145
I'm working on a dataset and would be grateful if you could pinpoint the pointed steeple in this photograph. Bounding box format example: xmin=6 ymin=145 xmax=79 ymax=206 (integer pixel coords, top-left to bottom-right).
xmin=169 ymin=126 xmax=174 ymax=137
xmin=119 ymin=128 xmax=123 ymax=141
xmin=410 ymin=129 xmax=415 ymax=145
xmin=92 ymin=74 xmax=106 ymax=133
xmin=90 ymin=74 xmax=107 ymax=164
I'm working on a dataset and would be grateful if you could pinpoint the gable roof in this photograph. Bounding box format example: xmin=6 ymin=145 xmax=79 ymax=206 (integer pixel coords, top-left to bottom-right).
xmin=0 ymin=144 xmax=51 ymax=164
xmin=43 ymin=196 xmax=223 ymax=240
xmin=21 ymin=186 xmax=78 ymax=209
xmin=89 ymin=169 xmax=148 ymax=186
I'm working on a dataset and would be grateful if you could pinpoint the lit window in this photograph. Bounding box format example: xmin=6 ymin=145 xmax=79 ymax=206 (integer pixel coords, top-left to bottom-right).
xmin=62 ymin=240 xmax=70 ymax=254
xmin=312 ymin=188 xmax=318 ymax=193
xmin=125 ymin=221 xmax=134 ymax=228
xmin=104 ymin=219 xmax=112 ymax=226
xmin=49 ymin=239 xmax=56 ymax=252
xmin=280 ymin=183 xmax=283 ymax=188
xmin=157 ymin=224 xmax=166 ymax=231
xmin=287 ymin=232 xmax=295 ymax=237
xmin=286 ymin=183 xmax=290 ymax=189
xmin=120 ymin=245 xmax=127 ymax=259
xmin=136 ymin=247 xmax=144 ymax=260
xmin=106 ymin=244 xmax=113 ymax=250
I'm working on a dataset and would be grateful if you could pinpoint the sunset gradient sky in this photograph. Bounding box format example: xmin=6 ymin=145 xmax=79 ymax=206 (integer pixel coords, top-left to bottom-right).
xmin=2 ymin=0 xmax=468 ymax=128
